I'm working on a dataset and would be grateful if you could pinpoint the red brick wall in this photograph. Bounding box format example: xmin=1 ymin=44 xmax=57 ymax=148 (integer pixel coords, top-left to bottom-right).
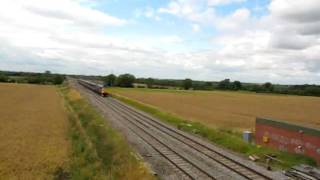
xmin=255 ymin=123 xmax=320 ymax=164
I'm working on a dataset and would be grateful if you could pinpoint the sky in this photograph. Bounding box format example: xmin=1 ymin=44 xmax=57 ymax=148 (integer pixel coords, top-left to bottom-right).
xmin=0 ymin=0 xmax=320 ymax=84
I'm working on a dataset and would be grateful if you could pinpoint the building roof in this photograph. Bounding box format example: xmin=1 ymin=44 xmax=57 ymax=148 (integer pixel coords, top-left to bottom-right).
xmin=256 ymin=117 xmax=320 ymax=137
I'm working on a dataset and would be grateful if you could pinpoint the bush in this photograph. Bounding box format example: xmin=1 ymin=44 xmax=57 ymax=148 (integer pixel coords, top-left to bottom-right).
xmin=53 ymin=75 xmax=65 ymax=85
xmin=26 ymin=75 xmax=46 ymax=84
xmin=0 ymin=73 xmax=9 ymax=82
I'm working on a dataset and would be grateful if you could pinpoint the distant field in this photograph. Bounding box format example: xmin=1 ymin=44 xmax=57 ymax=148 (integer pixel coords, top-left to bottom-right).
xmin=0 ymin=83 xmax=70 ymax=179
xmin=108 ymin=88 xmax=320 ymax=131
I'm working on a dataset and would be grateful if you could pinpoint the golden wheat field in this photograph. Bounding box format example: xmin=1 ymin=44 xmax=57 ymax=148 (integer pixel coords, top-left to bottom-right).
xmin=109 ymin=88 xmax=320 ymax=131
xmin=0 ymin=83 xmax=70 ymax=179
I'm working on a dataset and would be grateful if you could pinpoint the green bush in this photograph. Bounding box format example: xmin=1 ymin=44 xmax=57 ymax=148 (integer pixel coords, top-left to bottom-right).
xmin=53 ymin=75 xmax=65 ymax=85
xmin=0 ymin=73 xmax=9 ymax=82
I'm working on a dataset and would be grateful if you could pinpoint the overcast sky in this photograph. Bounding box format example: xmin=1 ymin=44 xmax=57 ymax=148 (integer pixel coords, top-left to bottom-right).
xmin=0 ymin=0 xmax=319 ymax=84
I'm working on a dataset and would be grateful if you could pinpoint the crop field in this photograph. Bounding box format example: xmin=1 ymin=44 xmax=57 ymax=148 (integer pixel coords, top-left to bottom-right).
xmin=108 ymin=88 xmax=320 ymax=131
xmin=0 ymin=83 xmax=70 ymax=179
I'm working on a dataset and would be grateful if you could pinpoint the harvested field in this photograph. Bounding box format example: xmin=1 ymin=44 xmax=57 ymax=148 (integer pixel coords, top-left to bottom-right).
xmin=0 ymin=83 xmax=70 ymax=179
xmin=108 ymin=88 xmax=320 ymax=131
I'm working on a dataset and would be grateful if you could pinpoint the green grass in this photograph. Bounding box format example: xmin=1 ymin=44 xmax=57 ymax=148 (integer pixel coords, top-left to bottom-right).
xmin=111 ymin=93 xmax=317 ymax=169
xmin=59 ymin=85 xmax=154 ymax=180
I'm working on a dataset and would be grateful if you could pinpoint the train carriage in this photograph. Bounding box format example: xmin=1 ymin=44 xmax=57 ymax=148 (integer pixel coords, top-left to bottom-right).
xmin=78 ymin=79 xmax=109 ymax=97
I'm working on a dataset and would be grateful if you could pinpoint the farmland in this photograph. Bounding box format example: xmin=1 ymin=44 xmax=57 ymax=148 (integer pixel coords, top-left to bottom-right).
xmin=0 ymin=82 xmax=155 ymax=179
xmin=0 ymin=83 xmax=70 ymax=179
xmin=108 ymin=88 xmax=320 ymax=131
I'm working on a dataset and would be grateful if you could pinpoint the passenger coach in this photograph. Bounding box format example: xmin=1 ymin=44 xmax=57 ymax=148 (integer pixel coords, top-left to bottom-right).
xmin=78 ymin=79 xmax=109 ymax=97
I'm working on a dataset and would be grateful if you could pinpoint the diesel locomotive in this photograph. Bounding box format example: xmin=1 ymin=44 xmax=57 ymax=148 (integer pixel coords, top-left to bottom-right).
xmin=78 ymin=79 xmax=109 ymax=97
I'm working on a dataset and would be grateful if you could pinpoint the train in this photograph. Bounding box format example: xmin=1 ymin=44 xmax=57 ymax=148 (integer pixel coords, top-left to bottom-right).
xmin=78 ymin=79 xmax=109 ymax=97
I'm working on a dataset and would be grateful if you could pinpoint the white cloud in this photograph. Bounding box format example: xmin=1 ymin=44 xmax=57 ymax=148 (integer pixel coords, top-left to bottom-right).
xmin=0 ymin=0 xmax=186 ymax=76
xmin=269 ymin=30 xmax=316 ymax=50
xmin=144 ymin=7 xmax=155 ymax=18
xmin=158 ymin=0 xmax=217 ymax=24
xmin=0 ymin=0 xmax=320 ymax=84
xmin=156 ymin=0 xmax=320 ymax=83
xmin=192 ymin=24 xmax=201 ymax=32
xmin=0 ymin=0 xmax=126 ymax=27
xmin=208 ymin=0 xmax=320 ymax=83
xmin=158 ymin=1 xmax=181 ymax=15
xmin=0 ymin=0 xmax=136 ymax=75
xmin=266 ymin=0 xmax=320 ymax=50
xmin=160 ymin=35 xmax=183 ymax=44
xmin=208 ymin=0 xmax=246 ymax=6
xmin=157 ymin=0 xmax=251 ymax=31
xmin=135 ymin=7 xmax=162 ymax=21
xmin=215 ymin=8 xmax=251 ymax=31
xmin=269 ymin=0 xmax=320 ymax=23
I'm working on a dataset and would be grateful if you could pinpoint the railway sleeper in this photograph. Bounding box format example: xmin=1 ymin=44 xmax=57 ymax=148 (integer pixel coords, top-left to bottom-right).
xmin=100 ymin=96 xmax=272 ymax=180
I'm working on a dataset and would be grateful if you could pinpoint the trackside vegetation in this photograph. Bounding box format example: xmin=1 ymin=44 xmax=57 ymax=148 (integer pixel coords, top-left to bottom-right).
xmin=110 ymin=93 xmax=317 ymax=169
xmin=59 ymin=85 xmax=154 ymax=180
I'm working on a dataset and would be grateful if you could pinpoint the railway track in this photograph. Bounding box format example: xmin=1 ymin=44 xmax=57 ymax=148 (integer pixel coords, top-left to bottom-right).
xmin=104 ymin=98 xmax=273 ymax=180
xmin=75 ymin=80 xmax=281 ymax=180
xmin=82 ymin=86 xmax=215 ymax=179
xmin=106 ymin=98 xmax=271 ymax=179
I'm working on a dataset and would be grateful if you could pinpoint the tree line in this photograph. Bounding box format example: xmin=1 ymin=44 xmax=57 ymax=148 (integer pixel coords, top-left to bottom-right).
xmin=103 ymin=73 xmax=135 ymax=87
xmin=2 ymin=70 xmax=319 ymax=97
xmin=102 ymin=73 xmax=320 ymax=97
xmin=0 ymin=71 xmax=65 ymax=85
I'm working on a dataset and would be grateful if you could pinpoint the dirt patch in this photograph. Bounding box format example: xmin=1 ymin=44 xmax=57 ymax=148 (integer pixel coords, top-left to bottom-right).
xmin=0 ymin=83 xmax=70 ymax=179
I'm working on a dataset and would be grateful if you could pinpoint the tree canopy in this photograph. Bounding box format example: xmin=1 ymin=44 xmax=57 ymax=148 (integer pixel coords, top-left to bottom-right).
xmin=183 ymin=78 xmax=193 ymax=90
xmin=103 ymin=74 xmax=117 ymax=87
xmin=116 ymin=74 xmax=135 ymax=87
xmin=0 ymin=72 xmax=9 ymax=82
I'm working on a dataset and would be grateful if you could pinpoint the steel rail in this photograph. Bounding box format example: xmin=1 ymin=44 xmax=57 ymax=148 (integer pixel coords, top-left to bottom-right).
xmin=78 ymin=82 xmax=213 ymax=179
xmin=77 ymin=80 xmax=274 ymax=180
xmin=105 ymin=97 xmax=272 ymax=180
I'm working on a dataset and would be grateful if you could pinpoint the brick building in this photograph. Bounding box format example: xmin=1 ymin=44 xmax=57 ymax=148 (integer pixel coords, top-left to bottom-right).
xmin=255 ymin=118 xmax=320 ymax=165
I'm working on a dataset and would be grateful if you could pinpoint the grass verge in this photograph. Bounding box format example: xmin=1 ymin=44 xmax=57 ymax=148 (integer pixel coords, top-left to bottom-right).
xmin=111 ymin=93 xmax=317 ymax=169
xmin=59 ymin=85 xmax=154 ymax=180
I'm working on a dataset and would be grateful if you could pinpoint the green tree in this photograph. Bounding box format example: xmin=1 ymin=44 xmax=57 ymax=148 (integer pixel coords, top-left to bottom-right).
xmin=0 ymin=72 xmax=9 ymax=82
xmin=44 ymin=70 xmax=51 ymax=75
xmin=183 ymin=78 xmax=193 ymax=90
xmin=104 ymin=74 xmax=117 ymax=86
xmin=250 ymin=84 xmax=264 ymax=92
xmin=218 ymin=79 xmax=231 ymax=89
xmin=263 ymin=82 xmax=274 ymax=92
xmin=146 ymin=78 xmax=154 ymax=88
xmin=233 ymin=81 xmax=242 ymax=90
xmin=205 ymin=82 xmax=213 ymax=87
xmin=305 ymin=86 xmax=320 ymax=96
xmin=116 ymin=74 xmax=135 ymax=87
